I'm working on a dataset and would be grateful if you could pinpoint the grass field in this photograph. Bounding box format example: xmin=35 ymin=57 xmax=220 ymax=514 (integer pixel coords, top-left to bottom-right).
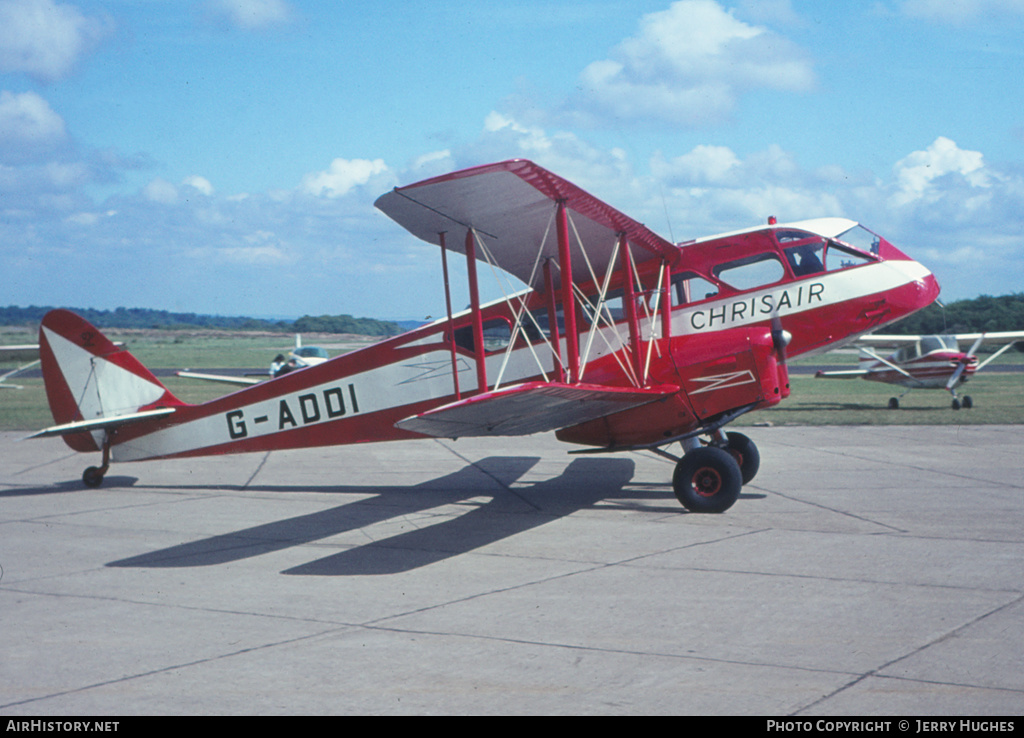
xmin=3 ymin=328 xmax=1023 ymax=431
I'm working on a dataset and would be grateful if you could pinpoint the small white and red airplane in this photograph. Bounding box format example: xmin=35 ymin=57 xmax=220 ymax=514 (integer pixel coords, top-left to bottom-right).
xmin=28 ymin=159 xmax=940 ymax=512
xmin=815 ymin=332 xmax=1024 ymax=409
xmin=0 ymin=345 xmax=41 ymax=390
xmin=176 ymin=334 xmax=330 ymax=386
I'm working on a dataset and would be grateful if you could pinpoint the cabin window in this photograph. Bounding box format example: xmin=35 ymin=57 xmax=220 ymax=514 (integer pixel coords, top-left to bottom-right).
xmin=784 ymin=242 xmax=826 ymax=276
xmin=670 ymin=271 xmax=719 ymax=305
xmin=453 ymin=318 xmax=512 ymax=354
xmin=714 ymin=254 xmax=787 ymax=291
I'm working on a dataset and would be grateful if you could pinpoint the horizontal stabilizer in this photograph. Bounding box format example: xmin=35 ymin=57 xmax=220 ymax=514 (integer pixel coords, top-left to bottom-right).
xmin=396 ymin=381 xmax=678 ymax=438
xmin=27 ymin=407 xmax=176 ymax=440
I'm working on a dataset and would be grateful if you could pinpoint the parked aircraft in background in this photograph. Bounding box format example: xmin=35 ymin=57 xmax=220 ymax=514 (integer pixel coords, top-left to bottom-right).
xmin=0 ymin=345 xmax=40 ymax=390
xmin=177 ymin=334 xmax=329 ymax=386
xmin=29 ymin=159 xmax=939 ymax=512
xmin=816 ymin=332 xmax=1024 ymax=408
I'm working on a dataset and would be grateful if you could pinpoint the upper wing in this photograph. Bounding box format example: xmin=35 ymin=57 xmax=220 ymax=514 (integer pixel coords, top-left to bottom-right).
xmin=395 ymin=381 xmax=678 ymax=438
xmin=375 ymin=159 xmax=678 ymax=290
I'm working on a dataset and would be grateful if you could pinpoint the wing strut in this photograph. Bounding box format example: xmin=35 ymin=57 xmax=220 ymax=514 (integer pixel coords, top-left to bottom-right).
xmin=439 ymin=232 xmax=461 ymax=400
xmin=464 ymin=228 xmax=488 ymax=393
xmin=557 ymin=200 xmax=580 ymax=382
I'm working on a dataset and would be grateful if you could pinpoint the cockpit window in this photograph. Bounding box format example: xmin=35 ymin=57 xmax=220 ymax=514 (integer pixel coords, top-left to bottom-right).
xmin=836 ymin=225 xmax=881 ymax=255
xmin=714 ymin=253 xmax=787 ymax=291
xmin=824 ymin=240 xmax=875 ymax=271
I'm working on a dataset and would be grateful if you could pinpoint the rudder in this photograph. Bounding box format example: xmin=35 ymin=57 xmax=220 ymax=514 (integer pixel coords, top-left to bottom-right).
xmin=38 ymin=309 xmax=185 ymax=451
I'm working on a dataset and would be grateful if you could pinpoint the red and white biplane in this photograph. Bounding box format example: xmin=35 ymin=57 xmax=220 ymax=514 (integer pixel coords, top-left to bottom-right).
xmin=30 ymin=159 xmax=940 ymax=512
xmin=815 ymin=332 xmax=1024 ymax=409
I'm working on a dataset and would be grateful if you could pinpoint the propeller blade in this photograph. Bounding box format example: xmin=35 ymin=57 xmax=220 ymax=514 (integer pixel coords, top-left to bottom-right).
xmin=946 ymin=361 xmax=968 ymax=391
xmin=770 ymin=312 xmax=792 ymax=366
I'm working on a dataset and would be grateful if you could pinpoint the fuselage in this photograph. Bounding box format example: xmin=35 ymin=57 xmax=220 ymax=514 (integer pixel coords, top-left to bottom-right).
xmin=108 ymin=218 xmax=938 ymax=462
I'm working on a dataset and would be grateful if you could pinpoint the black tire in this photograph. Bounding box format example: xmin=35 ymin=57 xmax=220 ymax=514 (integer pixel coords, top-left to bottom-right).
xmin=725 ymin=431 xmax=760 ymax=484
xmin=888 ymin=397 xmax=899 ymax=410
xmin=952 ymin=398 xmax=961 ymax=410
xmin=962 ymin=395 xmax=973 ymax=409
xmin=82 ymin=466 xmax=105 ymax=488
xmin=673 ymin=447 xmax=742 ymax=513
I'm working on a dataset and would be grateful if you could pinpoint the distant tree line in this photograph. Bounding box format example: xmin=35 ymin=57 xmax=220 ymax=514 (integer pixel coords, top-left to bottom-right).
xmin=885 ymin=293 xmax=1024 ymax=335
xmin=0 ymin=305 xmax=402 ymax=336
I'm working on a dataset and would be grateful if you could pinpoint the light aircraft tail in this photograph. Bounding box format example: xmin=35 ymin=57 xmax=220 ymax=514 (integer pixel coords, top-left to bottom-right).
xmin=37 ymin=310 xmax=185 ymax=452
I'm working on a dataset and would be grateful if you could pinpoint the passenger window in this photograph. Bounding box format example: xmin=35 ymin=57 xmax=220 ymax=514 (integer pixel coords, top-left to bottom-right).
xmin=714 ymin=254 xmax=786 ymax=291
xmin=671 ymin=271 xmax=719 ymax=305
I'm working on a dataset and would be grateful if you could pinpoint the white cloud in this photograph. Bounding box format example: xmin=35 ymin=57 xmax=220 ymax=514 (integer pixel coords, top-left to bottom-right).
xmin=206 ymin=0 xmax=293 ymax=30
xmin=891 ymin=137 xmax=991 ymax=207
xmin=301 ymin=157 xmax=392 ymax=198
xmin=571 ymin=0 xmax=815 ymax=127
xmin=0 ymin=0 xmax=110 ymax=82
xmin=143 ymin=177 xmax=179 ymax=205
xmin=0 ymin=90 xmax=66 ymax=148
xmin=182 ymin=175 xmax=214 ymax=196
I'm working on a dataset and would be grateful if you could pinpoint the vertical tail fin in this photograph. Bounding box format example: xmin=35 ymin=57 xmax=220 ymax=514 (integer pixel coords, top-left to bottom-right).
xmin=38 ymin=309 xmax=185 ymax=451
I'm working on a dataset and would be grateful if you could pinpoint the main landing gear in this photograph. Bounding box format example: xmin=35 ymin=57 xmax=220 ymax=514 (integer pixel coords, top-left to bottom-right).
xmin=658 ymin=430 xmax=760 ymax=513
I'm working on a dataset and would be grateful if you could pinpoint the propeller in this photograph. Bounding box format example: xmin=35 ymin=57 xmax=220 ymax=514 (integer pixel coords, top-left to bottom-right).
xmin=770 ymin=312 xmax=792 ymax=367
xmin=946 ymin=334 xmax=985 ymax=391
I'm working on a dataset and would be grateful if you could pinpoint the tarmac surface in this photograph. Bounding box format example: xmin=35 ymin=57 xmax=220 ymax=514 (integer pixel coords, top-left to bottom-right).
xmin=1 ymin=425 xmax=1022 ymax=716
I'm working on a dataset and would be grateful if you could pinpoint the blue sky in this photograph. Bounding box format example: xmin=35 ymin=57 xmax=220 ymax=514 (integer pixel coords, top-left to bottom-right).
xmin=2 ymin=0 xmax=1024 ymax=320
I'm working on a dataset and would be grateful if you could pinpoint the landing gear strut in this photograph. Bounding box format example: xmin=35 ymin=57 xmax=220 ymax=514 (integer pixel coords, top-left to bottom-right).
xmin=81 ymin=433 xmax=111 ymax=488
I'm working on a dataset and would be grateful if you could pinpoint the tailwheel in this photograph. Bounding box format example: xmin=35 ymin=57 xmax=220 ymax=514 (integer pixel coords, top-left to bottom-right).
xmin=673 ymin=447 xmax=742 ymax=513
xmin=82 ymin=466 xmax=106 ymax=488
xmin=724 ymin=431 xmax=760 ymax=484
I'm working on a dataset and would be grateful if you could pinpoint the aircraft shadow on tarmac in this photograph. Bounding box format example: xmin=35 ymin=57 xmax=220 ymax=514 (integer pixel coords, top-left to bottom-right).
xmin=105 ymin=456 xmax=691 ymax=576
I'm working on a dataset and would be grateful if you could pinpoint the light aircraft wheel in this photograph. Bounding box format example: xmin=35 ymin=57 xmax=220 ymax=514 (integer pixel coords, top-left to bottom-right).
xmin=673 ymin=447 xmax=742 ymax=513
xmin=888 ymin=397 xmax=899 ymax=410
xmin=963 ymin=395 xmax=973 ymax=409
xmin=952 ymin=398 xmax=961 ymax=410
xmin=82 ymin=466 xmax=105 ymax=488
xmin=724 ymin=431 xmax=760 ymax=484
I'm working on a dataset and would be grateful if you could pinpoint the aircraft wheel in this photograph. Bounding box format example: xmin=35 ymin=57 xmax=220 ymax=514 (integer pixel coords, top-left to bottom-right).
xmin=673 ymin=447 xmax=742 ymax=513
xmin=82 ymin=466 xmax=105 ymax=488
xmin=963 ymin=395 xmax=973 ymax=409
xmin=724 ymin=431 xmax=760 ymax=484
xmin=888 ymin=397 xmax=899 ymax=410
xmin=952 ymin=398 xmax=961 ymax=410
